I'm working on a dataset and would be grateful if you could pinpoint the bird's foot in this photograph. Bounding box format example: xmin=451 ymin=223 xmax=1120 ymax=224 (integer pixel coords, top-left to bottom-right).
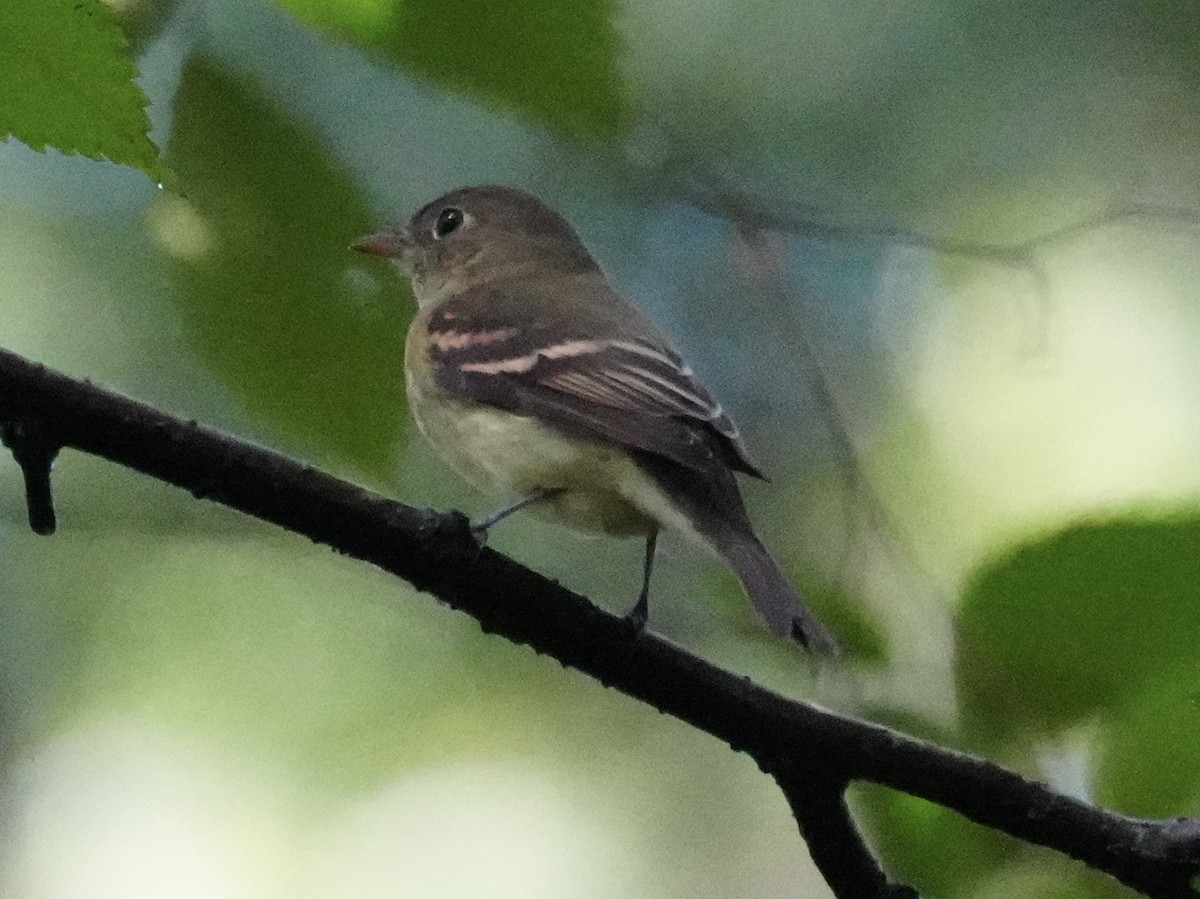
xmin=467 ymin=519 xmax=491 ymax=548
xmin=623 ymin=594 xmax=649 ymax=635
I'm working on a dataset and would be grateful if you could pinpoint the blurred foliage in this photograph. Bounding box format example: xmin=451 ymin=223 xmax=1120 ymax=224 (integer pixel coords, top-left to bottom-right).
xmin=957 ymin=516 xmax=1200 ymax=742
xmin=1095 ymin=662 xmax=1200 ymax=818
xmin=621 ymin=0 xmax=1200 ymax=247
xmin=970 ymin=864 xmax=1135 ymax=899
xmin=162 ymin=58 xmax=409 ymax=477
xmin=105 ymin=0 xmax=184 ymax=51
xmin=797 ymin=578 xmax=888 ymax=664
xmin=855 ymin=784 xmax=1015 ymax=896
xmin=0 ymin=0 xmax=160 ymax=176
xmin=276 ymin=0 xmax=625 ymax=140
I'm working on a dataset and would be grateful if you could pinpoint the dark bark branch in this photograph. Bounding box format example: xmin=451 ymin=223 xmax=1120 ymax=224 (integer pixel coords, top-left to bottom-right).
xmin=1 ymin=345 xmax=1198 ymax=898
xmin=775 ymin=766 xmax=917 ymax=899
xmin=1 ymin=416 xmax=60 ymax=535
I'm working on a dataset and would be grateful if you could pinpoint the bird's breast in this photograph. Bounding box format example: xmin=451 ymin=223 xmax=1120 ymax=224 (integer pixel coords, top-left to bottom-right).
xmin=406 ymin=371 xmax=659 ymax=538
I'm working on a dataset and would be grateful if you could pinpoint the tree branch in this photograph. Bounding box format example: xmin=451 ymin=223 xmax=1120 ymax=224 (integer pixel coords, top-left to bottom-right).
xmin=1 ymin=416 xmax=60 ymax=535
xmin=775 ymin=765 xmax=917 ymax=899
xmin=1 ymin=345 xmax=1198 ymax=898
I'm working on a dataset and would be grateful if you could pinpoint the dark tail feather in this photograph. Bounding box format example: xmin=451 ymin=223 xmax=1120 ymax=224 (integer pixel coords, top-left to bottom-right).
xmin=628 ymin=448 xmax=839 ymax=654
xmin=717 ymin=532 xmax=841 ymax=656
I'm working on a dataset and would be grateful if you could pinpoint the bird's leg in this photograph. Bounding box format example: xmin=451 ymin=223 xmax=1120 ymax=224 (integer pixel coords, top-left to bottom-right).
xmin=624 ymin=530 xmax=657 ymax=633
xmin=470 ymin=486 xmax=566 ymax=542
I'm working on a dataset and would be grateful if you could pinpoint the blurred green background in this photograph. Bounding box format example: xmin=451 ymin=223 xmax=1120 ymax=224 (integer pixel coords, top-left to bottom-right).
xmin=2 ymin=0 xmax=1200 ymax=896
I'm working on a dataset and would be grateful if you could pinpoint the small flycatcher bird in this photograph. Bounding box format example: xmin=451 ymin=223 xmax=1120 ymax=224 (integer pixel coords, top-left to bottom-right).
xmin=355 ymin=185 xmax=839 ymax=654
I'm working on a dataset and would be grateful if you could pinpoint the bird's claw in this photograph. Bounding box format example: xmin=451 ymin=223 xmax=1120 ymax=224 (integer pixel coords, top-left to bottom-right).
xmin=468 ymin=520 xmax=490 ymax=548
xmin=623 ymin=594 xmax=649 ymax=635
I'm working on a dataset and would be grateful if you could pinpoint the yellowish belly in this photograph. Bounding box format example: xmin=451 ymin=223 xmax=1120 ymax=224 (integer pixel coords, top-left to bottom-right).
xmin=408 ymin=375 xmax=664 ymax=538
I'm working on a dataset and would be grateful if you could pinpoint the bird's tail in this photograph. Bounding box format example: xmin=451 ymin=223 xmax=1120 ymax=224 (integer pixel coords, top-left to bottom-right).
xmin=629 ymin=449 xmax=839 ymax=655
xmin=716 ymin=531 xmax=840 ymax=656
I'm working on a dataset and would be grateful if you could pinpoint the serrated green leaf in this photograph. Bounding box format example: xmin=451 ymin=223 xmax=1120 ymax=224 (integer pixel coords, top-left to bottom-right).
xmin=958 ymin=516 xmax=1200 ymax=736
xmin=161 ymin=58 xmax=408 ymax=478
xmin=275 ymin=0 xmax=625 ymax=140
xmin=0 ymin=0 xmax=160 ymax=176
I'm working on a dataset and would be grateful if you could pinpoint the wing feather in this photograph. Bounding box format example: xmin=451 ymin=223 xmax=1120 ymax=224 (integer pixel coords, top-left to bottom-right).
xmin=424 ymin=288 xmax=763 ymax=478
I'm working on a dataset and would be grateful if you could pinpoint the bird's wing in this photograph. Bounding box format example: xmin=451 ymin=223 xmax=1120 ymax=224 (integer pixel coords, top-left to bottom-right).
xmin=421 ymin=283 xmax=762 ymax=479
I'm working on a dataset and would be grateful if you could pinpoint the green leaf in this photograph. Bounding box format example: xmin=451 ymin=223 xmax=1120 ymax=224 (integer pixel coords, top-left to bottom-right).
xmin=1095 ymin=662 xmax=1200 ymax=817
xmin=161 ymin=57 xmax=408 ymax=478
xmin=0 ymin=0 xmax=160 ymax=177
xmin=957 ymin=516 xmax=1200 ymax=736
xmin=275 ymin=0 xmax=625 ymax=140
xmin=854 ymin=784 xmax=1013 ymax=896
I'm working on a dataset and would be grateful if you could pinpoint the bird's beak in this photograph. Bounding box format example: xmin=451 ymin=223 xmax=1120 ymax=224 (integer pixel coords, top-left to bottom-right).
xmin=352 ymin=228 xmax=409 ymax=258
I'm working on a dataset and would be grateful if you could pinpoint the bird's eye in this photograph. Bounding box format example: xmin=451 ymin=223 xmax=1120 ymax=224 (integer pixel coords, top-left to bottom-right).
xmin=433 ymin=207 xmax=464 ymax=238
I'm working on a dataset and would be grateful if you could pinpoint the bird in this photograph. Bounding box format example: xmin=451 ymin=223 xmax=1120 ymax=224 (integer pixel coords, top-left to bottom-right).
xmin=354 ymin=185 xmax=839 ymax=654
